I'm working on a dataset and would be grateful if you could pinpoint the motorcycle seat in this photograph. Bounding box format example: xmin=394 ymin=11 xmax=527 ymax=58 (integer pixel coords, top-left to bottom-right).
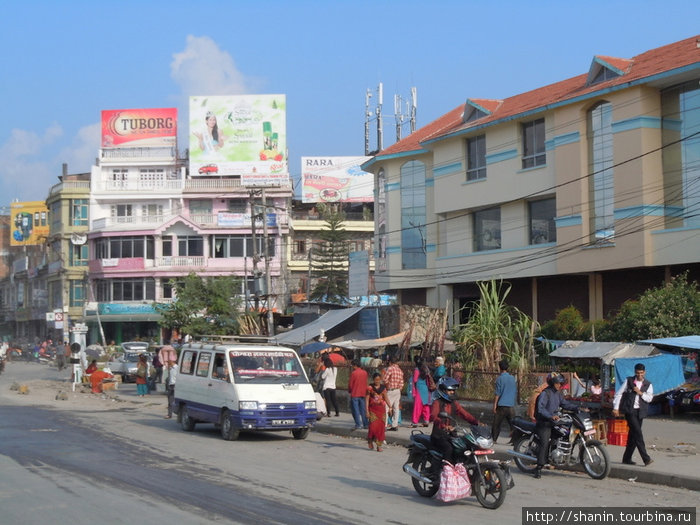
xmin=512 ymin=416 xmax=536 ymax=432
xmin=412 ymin=433 xmax=433 ymax=449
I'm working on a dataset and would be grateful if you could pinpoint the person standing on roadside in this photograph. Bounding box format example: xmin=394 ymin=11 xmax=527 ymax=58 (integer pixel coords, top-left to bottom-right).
xmin=348 ymin=360 xmax=369 ymax=429
xmin=321 ymin=355 xmax=340 ymax=417
xmin=383 ymin=355 xmax=404 ymax=431
xmin=613 ymin=362 xmax=654 ymax=466
xmin=55 ymin=341 xmax=66 ymax=371
xmin=135 ymin=354 xmax=149 ymax=397
xmin=164 ymin=360 xmax=178 ymax=419
xmin=492 ymin=359 xmax=517 ymax=443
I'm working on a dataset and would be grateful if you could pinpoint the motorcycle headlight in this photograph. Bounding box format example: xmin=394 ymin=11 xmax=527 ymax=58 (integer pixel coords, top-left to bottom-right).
xmin=476 ymin=436 xmax=493 ymax=449
xmin=583 ymin=420 xmax=593 ymax=431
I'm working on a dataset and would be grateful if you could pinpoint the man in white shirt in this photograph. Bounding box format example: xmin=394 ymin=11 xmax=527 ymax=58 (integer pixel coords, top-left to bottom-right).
xmin=164 ymin=360 xmax=178 ymax=419
xmin=613 ymin=363 xmax=654 ymax=466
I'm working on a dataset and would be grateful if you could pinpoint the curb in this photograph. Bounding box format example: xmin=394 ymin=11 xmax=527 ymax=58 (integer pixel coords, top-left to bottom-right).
xmin=311 ymin=420 xmax=700 ymax=492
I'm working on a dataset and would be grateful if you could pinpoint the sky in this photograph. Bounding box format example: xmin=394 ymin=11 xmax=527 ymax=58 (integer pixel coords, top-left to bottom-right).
xmin=1 ymin=0 xmax=699 ymax=205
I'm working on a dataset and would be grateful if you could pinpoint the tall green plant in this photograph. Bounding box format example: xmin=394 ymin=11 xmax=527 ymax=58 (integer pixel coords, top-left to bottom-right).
xmin=452 ymin=279 xmax=538 ymax=375
xmin=309 ymin=203 xmax=349 ymax=303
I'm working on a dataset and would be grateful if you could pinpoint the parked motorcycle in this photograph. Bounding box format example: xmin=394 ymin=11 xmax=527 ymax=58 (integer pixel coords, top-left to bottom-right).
xmin=402 ymin=417 xmax=512 ymax=509
xmin=507 ymin=408 xmax=610 ymax=479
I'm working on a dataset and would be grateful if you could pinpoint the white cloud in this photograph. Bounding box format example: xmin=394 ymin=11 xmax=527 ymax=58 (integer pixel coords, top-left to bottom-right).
xmin=0 ymin=125 xmax=65 ymax=202
xmin=57 ymin=122 xmax=101 ymax=174
xmin=171 ymin=35 xmax=252 ymax=96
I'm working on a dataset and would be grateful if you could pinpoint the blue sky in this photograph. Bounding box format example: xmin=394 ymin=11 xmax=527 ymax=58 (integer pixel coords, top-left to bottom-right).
xmin=1 ymin=0 xmax=699 ymax=203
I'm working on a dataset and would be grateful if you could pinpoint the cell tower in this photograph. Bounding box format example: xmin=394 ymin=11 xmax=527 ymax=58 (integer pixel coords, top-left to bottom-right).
xmin=365 ymin=84 xmax=416 ymax=154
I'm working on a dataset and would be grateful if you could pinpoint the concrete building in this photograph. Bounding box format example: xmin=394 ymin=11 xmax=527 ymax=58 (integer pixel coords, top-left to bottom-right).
xmin=363 ymin=35 xmax=700 ymax=324
xmin=45 ymin=166 xmax=91 ymax=343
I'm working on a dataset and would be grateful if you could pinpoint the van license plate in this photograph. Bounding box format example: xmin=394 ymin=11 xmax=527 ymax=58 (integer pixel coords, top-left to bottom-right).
xmin=273 ymin=419 xmax=295 ymax=425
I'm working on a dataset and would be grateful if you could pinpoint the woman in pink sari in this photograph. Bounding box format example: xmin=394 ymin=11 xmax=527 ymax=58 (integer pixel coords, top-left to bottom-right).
xmin=365 ymin=372 xmax=392 ymax=452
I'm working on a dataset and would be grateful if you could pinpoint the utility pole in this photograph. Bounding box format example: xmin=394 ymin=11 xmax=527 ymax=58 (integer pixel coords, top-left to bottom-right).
xmin=261 ymin=189 xmax=274 ymax=336
xmin=249 ymin=190 xmax=260 ymax=314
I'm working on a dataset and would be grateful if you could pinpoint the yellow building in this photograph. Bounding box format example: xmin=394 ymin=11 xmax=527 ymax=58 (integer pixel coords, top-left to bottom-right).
xmin=363 ymin=35 xmax=700 ymax=323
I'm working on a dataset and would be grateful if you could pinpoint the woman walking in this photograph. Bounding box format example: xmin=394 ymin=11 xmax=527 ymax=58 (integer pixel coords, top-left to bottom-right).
xmin=411 ymin=356 xmax=431 ymax=427
xmin=321 ymin=356 xmax=340 ymax=417
xmin=365 ymin=372 xmax=392 ymax=451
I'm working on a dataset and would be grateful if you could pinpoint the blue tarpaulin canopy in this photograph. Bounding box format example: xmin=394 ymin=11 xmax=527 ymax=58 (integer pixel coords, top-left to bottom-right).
xmin=615 ymin=354 xmax=685 ymax=395
xmin=638 ymin=336 xmax=700 ymax=350
xmin=299 ymin=341 xmax=332 ymax=355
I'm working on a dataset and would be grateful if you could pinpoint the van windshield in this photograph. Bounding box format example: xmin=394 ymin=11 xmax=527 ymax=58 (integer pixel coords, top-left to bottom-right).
xmin=229 ymin=350 xmax=308 ymax=384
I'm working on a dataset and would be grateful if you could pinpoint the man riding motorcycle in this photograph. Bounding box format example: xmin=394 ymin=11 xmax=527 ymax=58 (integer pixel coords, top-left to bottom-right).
xmin=534 ymin=372 xmax=579 ymax=478
xmin=430 ymin=377 xmax=482 ymax=462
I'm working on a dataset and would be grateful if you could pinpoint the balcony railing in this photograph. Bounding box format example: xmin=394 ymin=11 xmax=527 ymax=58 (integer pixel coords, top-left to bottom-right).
xmin=101 ymin=147 xmax=177 ymax=159
xmin=156 ymin=256 xmax=206 ymax=267
xmin=48 ymin=180 xmax=91 ymax=196
xmin=100 ymin=179 xmax=184 ymax=192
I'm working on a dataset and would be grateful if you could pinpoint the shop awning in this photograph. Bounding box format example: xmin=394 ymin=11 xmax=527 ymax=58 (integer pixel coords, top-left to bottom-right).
xmin=549 ymin=341 xmax=622 ymax=360
xmin=275 ymin=306 xmax=365 ymax=347
xmin=601 ymin=344 xmax=658 ymax=365
xmin=333 ymin=331 xmax=409 ymax=350
xmin=638 ymin=336 xmax=700 ymax=350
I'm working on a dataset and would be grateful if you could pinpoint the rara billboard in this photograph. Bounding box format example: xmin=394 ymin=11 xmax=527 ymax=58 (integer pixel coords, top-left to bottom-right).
xmin=101 ymin=108 xmax=177 ymax=148
xmin=301 ymin=156 xmax=373 ymax=203
xmin=189 ymin=95 xmax=288 ymax=186
xmin=10 ymin=201 xmax=50 ymax=246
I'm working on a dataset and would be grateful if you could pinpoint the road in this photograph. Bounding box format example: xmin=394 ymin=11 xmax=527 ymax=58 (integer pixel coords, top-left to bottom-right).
xmin=0 ymin=362 xmax=695 ymax=525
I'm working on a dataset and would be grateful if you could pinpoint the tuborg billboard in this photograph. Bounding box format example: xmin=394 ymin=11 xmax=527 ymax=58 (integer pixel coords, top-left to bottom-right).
xmin=101 ymin=108 xmax=177 ymax=148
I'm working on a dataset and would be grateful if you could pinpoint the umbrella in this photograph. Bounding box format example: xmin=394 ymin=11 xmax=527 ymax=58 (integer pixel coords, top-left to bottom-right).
xmin=299 ymin=341 xmax=332 ymax=355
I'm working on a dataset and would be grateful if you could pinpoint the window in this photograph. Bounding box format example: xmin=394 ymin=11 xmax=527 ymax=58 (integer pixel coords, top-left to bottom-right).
xmin=141 ymin=204 xmax=163 ymax=221
xmin=71 ymin=199 xmax=89 ymax=226
xmin=400 ymin=160 xmax=427 ymax=269
xmin=180 ymin=350 xmax=196 ymax=375
xmin=227 ymin=199 xmax=247 ymax=213
xmin=50 ymin=201 xmax=61 ymax=228
xmin=350 ymin=240 xmax=365 ymax=252
xmin=162 ymin=237 xmax=172 ymax=257
xmin=162 ymin=280 xmax=174 ymax=299
xmin=178 ymin=236 xmax=204 ymax=256
xmin=139 ymin=168 xmax=165 ymax=187
xmin=464 ymin=107 xmax=487 ymax=123
xmin=111 ymin=204 xmax=132 ymax=222
xmin=95 ymin=278 xmax=155 ymax=301
xmin=95 ymin=236 xmax=154 ymax=259
xmin=473 ymin=207 xmax=501 ymax=251
xmin=112 ymin=169 xmax=128 ymax=187
xmin=69 ymin=280 xmax=85 ymax=307
xmin=529 ymin=198 xmax=556 ymax=244
xmin=212 ymin=235 xmax=275 ymax=258
xmin=293 ymin=239 xmax=306 ymax=255
xmin=662 ymin=81 xmax=700 ymax=228
xmin=466 ymin=135 xmax=486 ymax=181
xmin=587 ymin=102 xmax=614 ymax=242
xmin=591 ymin=67 xmax=619 ymax=85
xmin=196 ymin=353 xmax=212 ymax=377
xmin=522 ymin=119 xmax=545 ymax=169
xmin=69 ymin=244 xmax=89 ymax=266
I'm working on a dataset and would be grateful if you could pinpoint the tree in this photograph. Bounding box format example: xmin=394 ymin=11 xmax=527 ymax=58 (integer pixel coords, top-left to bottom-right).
xmin=452 ymin=279 xmax=538 ymax=375
xmin=309 ymin=203 xmax=349 ymax=303
xmin=154 ymin=273 xmax=243 ymax=336
xmin=539 ymin=305 xmax=587 ymax=341
xmin=601 ymin=272 xmax=700 ymax=342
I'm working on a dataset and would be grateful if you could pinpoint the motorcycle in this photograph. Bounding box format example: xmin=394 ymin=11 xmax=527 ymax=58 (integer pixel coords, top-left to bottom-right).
xmin=507 ymin=408 xmax=611 ymax=479
xmin=402 ymin=415 xmax=512 ymax=509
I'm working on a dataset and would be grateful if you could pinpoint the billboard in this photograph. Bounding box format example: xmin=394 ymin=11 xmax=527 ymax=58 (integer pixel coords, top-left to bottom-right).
xmin=101 ymin=108 xmax=177 ymax=148
xmin=10 ymin=201 xmax=50 ymax=246
xmin=301 ymin=156 xmax=373 ymax=203
xmin=189 ymin=95 xmax=288 ymax=185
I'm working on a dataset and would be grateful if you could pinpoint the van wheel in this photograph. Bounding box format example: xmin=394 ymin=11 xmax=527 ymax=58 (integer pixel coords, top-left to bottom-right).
xmin=220 ymin=409 xmax=240 ymax=441
xmin=292 ymin=428 xmax=309 ymax=440
xmin=180 ymin=405 xmax=195 ymax=431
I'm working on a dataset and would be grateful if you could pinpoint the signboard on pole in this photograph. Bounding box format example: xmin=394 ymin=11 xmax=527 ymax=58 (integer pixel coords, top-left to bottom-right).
xmin=348 ymin=250 xmax=370 ymax=298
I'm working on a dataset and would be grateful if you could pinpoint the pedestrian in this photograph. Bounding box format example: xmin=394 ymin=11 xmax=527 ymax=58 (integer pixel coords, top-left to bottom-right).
xmin=135 ymin=354 xmax=149 ymax=397
xmin=433 ymin=356 xmax=446 ymax=383
xmin=348 ymin=360 xmax=369 ymax=429
xmin=613 ymin=362 xmax=654 ymax=466
xmin=410 ymin=356 xmax=431 ymax=427
xmin=383 ymin=355 xmax=404 ymax=431
xmin=55 ymin=341 xmax=66 ymax=371
xmin=534 ymin=372 xmax=579 ymax=478
xmin=164 ymin=360 xmax=178 ymax=419
xmin=153 ymin=350 xmax=164 ymax=383
xmin=86 ymin=359 xmax=98 ymax=375
xmin=492 ymin=359 xmax=517 ymax=443
xmin=105 ymin=340 xmax=117 ymax=361
xmin=321 ymin=355 xmax=339 ymax=417
xmin=366 ymin=372 xmax=391 ymax=452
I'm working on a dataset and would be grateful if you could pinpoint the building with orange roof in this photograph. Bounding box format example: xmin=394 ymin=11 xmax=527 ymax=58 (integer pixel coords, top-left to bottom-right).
xmin=363 ymin=35 xmax=700 ymax=323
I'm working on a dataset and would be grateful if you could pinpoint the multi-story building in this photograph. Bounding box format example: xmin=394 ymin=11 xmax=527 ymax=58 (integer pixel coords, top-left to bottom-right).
xmin=45 ymin=166 xmax=91 ymax=343
xmin=85 ymin=108 xmax=292 ymax=344
xmin=287 ymin=200 xmax=375 ymax=303
xmin=363 ymin=35 xmax=700 ymax=324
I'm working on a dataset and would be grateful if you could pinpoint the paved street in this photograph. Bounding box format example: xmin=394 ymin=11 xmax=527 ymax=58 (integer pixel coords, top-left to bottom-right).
xmin=0 ymin=362 xmax=696 ymax=524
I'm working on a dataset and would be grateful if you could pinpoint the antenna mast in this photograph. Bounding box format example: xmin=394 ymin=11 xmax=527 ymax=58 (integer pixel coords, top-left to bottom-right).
xmin=376 ymin=82 xmax=383 ymax=152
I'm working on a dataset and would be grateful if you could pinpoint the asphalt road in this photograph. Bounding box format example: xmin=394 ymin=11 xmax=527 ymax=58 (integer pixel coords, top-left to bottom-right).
xmin=0 ymin=362 xmax=696 ymax=525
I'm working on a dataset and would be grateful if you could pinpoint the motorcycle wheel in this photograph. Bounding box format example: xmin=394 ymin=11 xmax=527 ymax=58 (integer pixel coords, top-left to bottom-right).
xmin=579 ymin=439 xmax=611 ymax=480
xmin=513 ymin=435 xmax=538 ymax=473
xmin=411 ymin=454 xmax=440 ymax=498
xmin=473 ymin=464 xmax=507 ymax=510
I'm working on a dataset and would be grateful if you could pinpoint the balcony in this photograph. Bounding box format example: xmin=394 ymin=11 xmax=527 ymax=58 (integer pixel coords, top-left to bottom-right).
xmin=91 ymin=214 xmax=175 ymax=231
xmin=97 ymin=179 xmax=184 ymax=193
xmin=48 ymin=180 xmax=91 ymax=196
xmin=101 ymin=147 xmax=177 ymax=160
xmin=156 ymin=256 xmax=206 ymax=268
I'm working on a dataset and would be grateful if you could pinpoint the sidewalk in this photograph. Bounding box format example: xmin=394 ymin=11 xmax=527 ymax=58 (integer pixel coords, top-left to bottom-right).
xmin=311 ymin=408 xmax=700 ymax=492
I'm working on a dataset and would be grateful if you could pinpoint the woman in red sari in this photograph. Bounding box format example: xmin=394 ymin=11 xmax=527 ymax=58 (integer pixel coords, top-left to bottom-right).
xmin=365 ymin=372 xmax=392 ymax=452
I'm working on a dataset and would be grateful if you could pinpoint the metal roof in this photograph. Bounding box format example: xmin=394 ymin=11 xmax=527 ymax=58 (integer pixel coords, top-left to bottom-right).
xmin=275 ymin=306 xmax=365 ymax=346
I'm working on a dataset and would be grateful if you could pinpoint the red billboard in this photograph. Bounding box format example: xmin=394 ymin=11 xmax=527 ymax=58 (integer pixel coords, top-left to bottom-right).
xmin=101 ymin=108 xmax=177 ymax=148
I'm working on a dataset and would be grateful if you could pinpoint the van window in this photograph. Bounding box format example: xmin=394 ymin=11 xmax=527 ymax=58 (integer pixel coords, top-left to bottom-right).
xmin=213 ymin=353 xmax=229 ymax=381
xmin=196 ymin=353 xmax=212 ymax=377
xmin=181 ymin=350 xmax=197 ymax=375
xmin=229 ymin=350 xmax=308 ymax=384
